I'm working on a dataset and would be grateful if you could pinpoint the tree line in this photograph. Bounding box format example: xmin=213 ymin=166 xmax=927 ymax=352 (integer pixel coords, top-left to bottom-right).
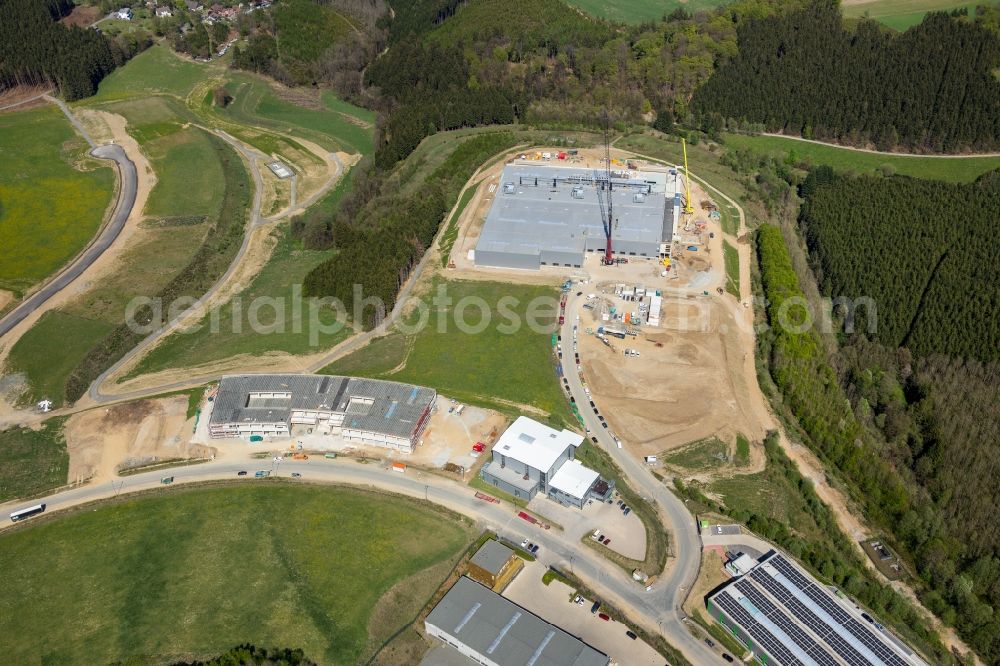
xmin=692 ymin=0 xmax=1000 ymax=153
xmin=0 ymin=0 xmax=147 ymax=100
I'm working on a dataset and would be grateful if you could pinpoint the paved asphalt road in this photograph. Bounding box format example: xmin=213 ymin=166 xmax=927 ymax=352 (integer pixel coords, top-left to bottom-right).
xmin=0 ymin=144 xmax=136 ymax=340
xmin=3 ymin=457 xmax=713 ymax=665
xmin=559 ymin=290 xmax=719 ymax=665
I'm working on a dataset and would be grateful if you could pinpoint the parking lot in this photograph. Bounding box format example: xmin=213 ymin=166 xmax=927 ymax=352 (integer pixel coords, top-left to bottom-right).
xmin=528 ymin=492 xmax=647 ymax=560
xmin=503 ymin=559 xmax=664 ymax=665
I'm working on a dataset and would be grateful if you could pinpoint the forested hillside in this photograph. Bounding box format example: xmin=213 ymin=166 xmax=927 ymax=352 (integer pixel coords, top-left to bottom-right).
xmin=301 ymin=132 xmax=520 ymax=323
xmin=774 ymin=169 xmax=1000 ymax=661
xmin=231 ymin=0 xmax=358 ymax=85
xmin=0 ymin=0 xmax=145 ymax=100
xmin=799 ymin=168 xmax=1000 ymax=362
xmin=757 ymin=223 xmax=1000 ymax=662
xmin=692 ymin=1 xmax=1000 ymax=152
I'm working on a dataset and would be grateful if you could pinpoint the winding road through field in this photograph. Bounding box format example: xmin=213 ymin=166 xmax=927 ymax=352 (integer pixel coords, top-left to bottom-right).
xmin=0 ymin=143 xmax=136 ymax=341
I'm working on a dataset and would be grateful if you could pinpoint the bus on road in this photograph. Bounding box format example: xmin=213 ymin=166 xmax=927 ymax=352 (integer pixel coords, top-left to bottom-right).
xmin=9 ymin=503 xmax=46 ymax=522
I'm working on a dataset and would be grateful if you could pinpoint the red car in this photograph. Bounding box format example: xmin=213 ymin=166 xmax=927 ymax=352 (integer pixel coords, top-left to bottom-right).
xmin=559 ymin=315 xmax=565 ymax=324
xmin=598 ymin=613 xmax=610 ymax=621
xmin=472 ymin=442 xmax=485 ymax=452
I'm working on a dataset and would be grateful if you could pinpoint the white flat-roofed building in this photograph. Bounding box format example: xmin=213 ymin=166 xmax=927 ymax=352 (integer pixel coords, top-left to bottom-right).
xmin=547 ymin=459 xmax=601 ymax=505
xmin=480 ymin=417 xmax=612 ymax=508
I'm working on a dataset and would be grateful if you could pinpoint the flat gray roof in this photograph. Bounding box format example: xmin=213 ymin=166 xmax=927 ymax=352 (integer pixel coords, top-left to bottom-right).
xmin=210 ymin=374 xmax=435 ymax=439
xmin=470 ymin=539 xmax=515 ymax=575
xmin=426 ymin=577 xmax=609 ymax=666
xmin=708 ymin=551 xmax=923 ymax=666
xmin=476 ymin=164 xmax=671 ymax=258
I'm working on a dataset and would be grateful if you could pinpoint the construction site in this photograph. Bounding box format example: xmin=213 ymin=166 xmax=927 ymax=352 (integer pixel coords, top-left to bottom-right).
xmin=441 ymin=131 xmax=766 ymax=465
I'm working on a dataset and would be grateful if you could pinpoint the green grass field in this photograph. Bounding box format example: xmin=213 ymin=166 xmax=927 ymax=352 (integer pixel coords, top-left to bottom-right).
xmin=723 ymin=133 xmax=1000 ymax=183
xmin=0 ymin=484 xmax=474 ymax=664
xmin=130 ymin=223 xmax=349 ymax=376
xmin=220 ymin=75 xmax=374 ymax=155
xmin=0 ymin=418 xmax=69 ymax=502
xmin=842 ymin=0 xmax=986 ymax=30
xmin=322 ymin=277 xmax=574 ymax=426
xmin=723 ymin=239 xmax=740 ymax=298
xmin=88 ymin=45 xmax=207 ymax=102
xmin=0 ymin=107 xmax=115 ymax=295
xmin=564 ymin=0 xmax=727 ymax=23
xmin=5 ymin=310 xmax=114 ymax=405
xmin=663 ymin=436 xmax=730 ymax=472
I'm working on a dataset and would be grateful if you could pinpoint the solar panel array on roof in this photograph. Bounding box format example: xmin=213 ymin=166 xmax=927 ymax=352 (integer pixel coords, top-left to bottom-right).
xmin=708 ymin=551 xmax=923 ymax=666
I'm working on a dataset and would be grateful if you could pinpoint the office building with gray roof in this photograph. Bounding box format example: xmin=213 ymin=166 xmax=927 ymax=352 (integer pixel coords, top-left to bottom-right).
xmin=425 ymin=576 xmax=610 ymax=666
xmin=474 ymin=163 xmax=678 ymax=270
xmin=209 ymin=374 xmax=435 ymax=452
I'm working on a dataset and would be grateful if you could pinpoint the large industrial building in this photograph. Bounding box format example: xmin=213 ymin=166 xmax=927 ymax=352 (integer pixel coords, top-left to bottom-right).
xmin=425 ymin=576 xmax=610 ymax=666
xmin=707 ymin=551 xmax=926 ymax=666
xmin=474 ymin=163 xmax=680 ymax=270
xmin=479 ymin=416 xmax=613 ymax=508
xmin=208 ymin=374 xmax=435 ymax=453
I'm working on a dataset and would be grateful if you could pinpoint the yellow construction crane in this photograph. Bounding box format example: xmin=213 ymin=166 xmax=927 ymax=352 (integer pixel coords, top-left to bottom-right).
xmin=681 ymin=138 xmax=694 ymax=215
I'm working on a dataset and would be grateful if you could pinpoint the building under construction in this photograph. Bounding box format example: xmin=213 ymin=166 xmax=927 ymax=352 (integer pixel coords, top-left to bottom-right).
xmin=474 ymin=164 xmax=679 ymax=270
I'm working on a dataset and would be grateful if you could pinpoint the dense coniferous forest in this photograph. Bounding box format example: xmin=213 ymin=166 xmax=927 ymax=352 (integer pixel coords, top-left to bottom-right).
xmin=799 ymin=168 xmax=1000 ymax=362
xmin=0 ymin=0 xmax=145 ymax=100
xmin=692 ymin=1 xmax=1000 ymax=152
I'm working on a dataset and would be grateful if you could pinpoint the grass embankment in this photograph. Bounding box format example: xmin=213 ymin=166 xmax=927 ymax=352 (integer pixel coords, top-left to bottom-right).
xmin=722 ymin=239 xmax=740 ymax=297
xmin=322 ymin=277 xmax=576 ymax=428
xmin=576 ymin=442 xmax=669 ymax=576
xmin=89 ymin=44 xmax=207 ymax=103
xmin=221 ymin=76 xmax=374 ymax=155
xmin=0 ymin=107 xmax=115 ymax=296
xmin=723 ymin=132 xmax=1000 ymax=183
xmin=439 ymin=182 xmax=479 ymax=266
xmin=662 ymin=436 xmax=730 ymax=473
xmin=0 ymin=418 xmax=69 ymax=502
xmin=0 ymin=484 xmax=475 ymax=665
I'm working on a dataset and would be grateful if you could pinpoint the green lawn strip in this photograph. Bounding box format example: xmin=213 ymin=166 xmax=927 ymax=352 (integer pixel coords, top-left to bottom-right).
xmin=722 ymin=239 xmax=740 ymax=298
xmin=128 ymin=223 xmax=349 ymax=378
xmin=0 ymin=483 xmax=474 ymax=665
xmin=722 ymin=133 xmax=1000 ymax=183
xmin=565 ymin=0 xmax=727 ymax=22
xmin=0 ymin=106 xmax=115 ymax=295
xmin=5 ymin=311 xmax=114 ymax=406
xmin=439 ymin=181 xmax=480 ymax=266
xmin=0 ymin=417 xmax=69 ymax=502
xmin=576 ymin=441 xmax=668 ymax=575
xmin=735 ymin=433 xmax=751 ymax=466
xmin=691 ymin=609 xmax=749 ymax=659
